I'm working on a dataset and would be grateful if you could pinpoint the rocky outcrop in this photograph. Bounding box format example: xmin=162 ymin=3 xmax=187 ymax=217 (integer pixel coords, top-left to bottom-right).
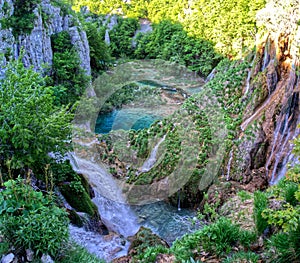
xmin=227 ymin=1 xmax=300 ymax=186
xmin=0 ymin=0 xmax=90 ymax=75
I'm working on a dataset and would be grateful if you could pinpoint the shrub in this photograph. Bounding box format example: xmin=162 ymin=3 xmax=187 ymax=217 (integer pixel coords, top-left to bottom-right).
xmin=135 ymin=245 xmax=169 ymax=263
xmin=51 ymin=31 xmax=90 ymax=105
xmin=222 ymin=251 xmax=259 ymax=263
xmin=171 ymin=217 xmax=256 ymax=261
xmin=268 ymin=228 xmax=300 ymax=263
xmin=253 ymin=191 xmax=269 ymax=235
xmin=237 ymin=190 xmax=252 ymax=202
xmin=0 ymin=178 xmax=69 ymax=257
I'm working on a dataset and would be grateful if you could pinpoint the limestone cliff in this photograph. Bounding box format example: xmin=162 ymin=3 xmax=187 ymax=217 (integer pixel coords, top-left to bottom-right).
xmin=227 ymin=1 xmax=300 ymax=187
xmin=0 ymin=0 xmax=90 ymax=75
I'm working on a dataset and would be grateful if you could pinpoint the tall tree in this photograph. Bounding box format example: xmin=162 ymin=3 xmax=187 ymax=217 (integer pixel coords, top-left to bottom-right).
xmin=0 ymin=58 xmax=72 ymax=176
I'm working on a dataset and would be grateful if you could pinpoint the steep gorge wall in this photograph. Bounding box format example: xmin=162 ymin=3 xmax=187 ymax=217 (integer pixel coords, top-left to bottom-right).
xmin=227 ymin=1 xmax=300 ymax=187
xmin=0 ymin=0 xmax=90 ymax=75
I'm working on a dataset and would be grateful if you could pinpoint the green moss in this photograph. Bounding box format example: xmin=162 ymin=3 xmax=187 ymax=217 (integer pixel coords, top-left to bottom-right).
xmin=69 ymin=209 xmax=84 ymax=227
xmin=60 ymin=184 xmax=97 ymax=217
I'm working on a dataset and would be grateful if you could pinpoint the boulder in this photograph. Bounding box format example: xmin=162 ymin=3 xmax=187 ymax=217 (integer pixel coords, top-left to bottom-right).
xmin=1 ymin=253 xmax=14 ymax=263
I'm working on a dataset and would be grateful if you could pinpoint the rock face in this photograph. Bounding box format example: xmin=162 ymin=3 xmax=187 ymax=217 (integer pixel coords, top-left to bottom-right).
xmin=0 ymin=0 xmax=90 ymax=75
xmin=227 ymin=2 xmax=300 ymax=186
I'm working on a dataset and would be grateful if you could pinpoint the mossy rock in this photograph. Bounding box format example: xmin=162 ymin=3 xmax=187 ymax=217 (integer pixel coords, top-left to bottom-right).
xmin=68 ymin=209 xmax=84 ymax=227
xmin=60 ymin=183 xmax=98 ymax=217
xmin=128 ymin=227 xmax=169 ymax=256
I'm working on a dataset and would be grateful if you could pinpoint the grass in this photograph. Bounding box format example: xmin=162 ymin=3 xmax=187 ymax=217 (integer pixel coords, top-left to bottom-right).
xmin=57 ymin=243 xmax=105 ymax=263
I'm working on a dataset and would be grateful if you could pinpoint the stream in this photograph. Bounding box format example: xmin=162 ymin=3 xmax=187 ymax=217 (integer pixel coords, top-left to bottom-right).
xmin=70 ymin=84 xmax=201 ymax=262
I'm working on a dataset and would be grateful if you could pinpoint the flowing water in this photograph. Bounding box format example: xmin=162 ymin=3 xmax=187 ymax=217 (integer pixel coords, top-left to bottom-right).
xmin=141 ymin=135 xmax=166 ymax=172
xmin=69 ymin=145 xmax=198 ymax=261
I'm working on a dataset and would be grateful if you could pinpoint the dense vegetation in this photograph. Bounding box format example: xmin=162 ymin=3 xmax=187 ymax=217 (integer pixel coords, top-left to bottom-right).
xmin=72 ymin=0 xmax=265 ymax=58
xmin=0 ymin=0 xmax=299 ymax=262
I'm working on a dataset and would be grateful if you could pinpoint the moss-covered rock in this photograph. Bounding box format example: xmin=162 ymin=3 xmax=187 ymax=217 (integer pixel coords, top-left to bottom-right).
xmin=128 ymin=227 xmax=169 ymax=257
xmin=60 ymin=183 xmax=98 ymax=217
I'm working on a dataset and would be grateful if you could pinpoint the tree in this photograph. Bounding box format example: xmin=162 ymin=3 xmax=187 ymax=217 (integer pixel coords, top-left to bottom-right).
xmin=0 ymin=58 xmax=72 ymax=177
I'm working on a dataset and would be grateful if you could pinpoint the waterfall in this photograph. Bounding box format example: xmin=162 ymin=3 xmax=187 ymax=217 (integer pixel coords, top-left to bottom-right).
xmin=177 ymin=189 xmax=181 ymax=211
xmin=265 ymin=72 xmax=299 ymax=184
xmin=93 ymin=192 xmax=140 ymax=237
xmin=245 ymin=53 xmax=256 ymax=94
xmin=69 ymin=225 xmax=130 ymax=262
xmin=140 ymin=135 xmax=166 ymax=172
xmin=226 ymin=150 xmax=233 ymax=181
xmin=262 ymin=40 xmax=271 ymax=71
xmin=69 ymin=153 xmax=140 ymax=237
xmin=104 ymin=30 xmax=110 ymax=45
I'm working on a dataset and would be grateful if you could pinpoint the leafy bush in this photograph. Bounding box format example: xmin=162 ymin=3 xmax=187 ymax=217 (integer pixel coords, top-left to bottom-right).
xmin=268 ymin=229 xmax=300 ymax=263
xmin=0 ymin=58 xmax=72 ymax=176
xmin=253 ymin=133 xmax=300 ymax=262
xmin=222 ymin=251 xmax=259 ymax=263
xmin=135 ymin=20 xmax=221 ymax=76
xmin=109 ymin=17 xmax=139 ymax=58
xmin=135 ymin=245 xmax=169 ymax=263
xmin=85 ymin=22 xmax=111 ymax=75
xmin=51 ymin=31 xmax=90 ymax=105
xmin=237 ymin=190 xmax=252 ymax=202
xmin=171 ymin=217 xmax=256 ymax=261
xmin=253 ymin=191 xmax=269 ymax=235
xmin=0 ymin=178 xmax=69 ymax=257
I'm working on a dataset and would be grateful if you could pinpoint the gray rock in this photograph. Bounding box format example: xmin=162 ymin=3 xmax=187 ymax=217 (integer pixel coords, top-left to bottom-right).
xmin=1 ymin=253 xmax=14 ymax=263
xmin=41 ymin=254 xmax=54 ymax=263
xmin=0 ymin=0 xmax=91 ymax=76
xmin=26 ymin=249 xmax=34 ymax=262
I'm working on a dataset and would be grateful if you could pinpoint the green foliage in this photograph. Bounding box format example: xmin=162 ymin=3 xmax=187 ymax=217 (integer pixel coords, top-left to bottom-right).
xmin=0 ymin=178 xmax=69 ymax=257
xmin=58 ymin=242 xmax=105 ymax=263
xmin=135 ymin=20 xmax=221 ymax=76
xmin=51 ymin=31 xmax=90 ymax=105
xmin=134 ymin=245 xmax=169 ymax=263
xmin=85 ymin=22 xmax=111 ymax=75
xmin=171 ymin=217 xmax=256 ymax=261
xmin=268 ymin=228 xmax=300 ymax=263
xmin=253 ymin=191 xmax=269 ymax=235
xmin=109 ymin=17 xmax=140 ymax=58
xmin=0 ymin=242 xmax=10 ymax=256
xmin=60 ymin=178 xmax=97 ymax=216
xmin=0 ymin=58 xmax=72 ymax=175
xmin=0 ymin=0 xmax=41 ymax=37
xmin=129 ymin=227 xmax=169 ymax=260
xmin=222 ymin=251 xmax=259 ymax=263
xmin=237 ymin=190 xmax=252 ymax=202
xmin=197 ymin=192 xmax=220 ymax=221
xmin=72 ymin=0 xmax=265 ymax=58
xmin=251 ymin=134 xmax=300 ymax=262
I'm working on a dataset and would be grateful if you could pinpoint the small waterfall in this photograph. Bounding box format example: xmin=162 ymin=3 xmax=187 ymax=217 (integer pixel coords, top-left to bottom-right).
xmin=262 ymin=40 xmax=271 ymax=71
xmin=265 ymin=72 xmax=299 ymax=184
xmin=141 ymin=135 xmax=166 ymax=172
xmin=69 ymin=154 xmax=140 ymax=237
xmin=69 ymin=225 xmax=129 ymax=262
xmin=226 ymin=150 xmax=233 ymax=181
xmin=206 ymin=68 xmax=216 ymax=82
xmin=93 ymin=192 xmax=140 ymax=237
xmin=245 ymin=53 xmax=256 ymax=94
xmin=177 ymin=189 xmax=181 ymax=211
xmin=104 ymin=30 xmax=110 ymax=45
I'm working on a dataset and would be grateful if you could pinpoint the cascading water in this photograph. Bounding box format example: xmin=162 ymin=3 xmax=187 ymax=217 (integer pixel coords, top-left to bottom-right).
xmin=265 ymin=72 xmax=299 ymax=184
xmin=226 ymin=150 xmax=233 ymax=181
xmin=140 ymin=135 xmax=166 ymax=172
